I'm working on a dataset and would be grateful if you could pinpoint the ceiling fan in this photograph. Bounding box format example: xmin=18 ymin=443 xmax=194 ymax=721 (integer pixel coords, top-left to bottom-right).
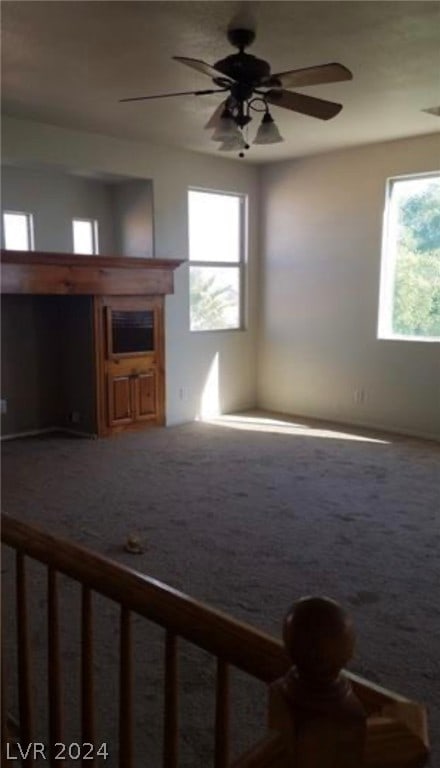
xmin=120 ymin=28 xmax=353 ymax=156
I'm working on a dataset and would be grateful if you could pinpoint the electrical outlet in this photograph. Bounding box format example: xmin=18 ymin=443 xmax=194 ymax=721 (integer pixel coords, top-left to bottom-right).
xmin=69 ymin=411 xmax=80 ymax=424
xmin=354 ymin=388 xmax=365 ymax=404
xmin=0 ymin=399 xmax=7 ymax=415
xmin=179 ymin=387 xmax=184 ymax=401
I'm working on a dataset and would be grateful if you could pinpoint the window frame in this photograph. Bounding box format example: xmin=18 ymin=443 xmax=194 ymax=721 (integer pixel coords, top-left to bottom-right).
xmin=188 ymin=187 xmax=247 ymax=333
xmin=72 ymin=217 xmax=99 ymax=256
xmin=2 ymin=210 xmax=35 ymax=251
xmin=377 ymin=171 xmax=440 ymax=343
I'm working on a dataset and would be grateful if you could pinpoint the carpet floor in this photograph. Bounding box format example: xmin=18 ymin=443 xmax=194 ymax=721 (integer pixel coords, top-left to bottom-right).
xmin=1 ymin=412 xmax=439 ymax=767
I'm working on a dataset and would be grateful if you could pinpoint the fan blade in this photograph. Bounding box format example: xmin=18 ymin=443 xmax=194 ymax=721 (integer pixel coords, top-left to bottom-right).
xmin=204 ymin=99 xmax=228 ymax=129
xmin=173 ymin=56 xmax=235 ymax=83
xmin=266 ymin=89 xmax=342 ymax=120
xmin=264 ymin=62 xmax=352 ymax=89
xmin=120 ymin=88 xmax=226 ymax=103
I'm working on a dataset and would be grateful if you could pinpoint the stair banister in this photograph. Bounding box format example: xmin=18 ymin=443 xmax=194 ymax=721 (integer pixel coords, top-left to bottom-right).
xmin=1 ymin=514 xmax=430 ymax=767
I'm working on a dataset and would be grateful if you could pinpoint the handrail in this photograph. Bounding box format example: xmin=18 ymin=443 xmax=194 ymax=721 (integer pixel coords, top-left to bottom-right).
xmin=0 ymin=514 xmax=424 ymax=711
xmin=2 ymin=514 xmax=289 ymax=683
xmin=2 ymin=514 xmax=430 ymax=766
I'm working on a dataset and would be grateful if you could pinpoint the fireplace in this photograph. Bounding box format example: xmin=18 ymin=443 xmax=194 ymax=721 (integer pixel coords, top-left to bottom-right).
xmin=1 ymin=250 xmax=183 ymax=437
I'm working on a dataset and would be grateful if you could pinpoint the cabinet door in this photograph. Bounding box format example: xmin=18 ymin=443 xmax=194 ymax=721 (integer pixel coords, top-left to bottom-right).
xmin=95 ymin=295 xmax=166 ymax=436
xmin=107 ymin=374 xmax=135 ymax=426
xmin=134 ymin=370 xmax=157 ymax=421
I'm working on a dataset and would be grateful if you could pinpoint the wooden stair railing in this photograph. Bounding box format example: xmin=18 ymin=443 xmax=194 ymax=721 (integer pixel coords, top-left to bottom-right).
xmin=233 ymin=599 xmax=430 ymax=767
xmin=1 ymin=514 xmax=430 ymax=767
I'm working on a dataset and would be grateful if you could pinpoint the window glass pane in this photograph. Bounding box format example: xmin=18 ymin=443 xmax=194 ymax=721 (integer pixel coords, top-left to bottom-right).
xmin=190 ymin=266 xmax=240 ymax=331
xmin=387 ymin=176 xmax=440 ymax=339
xmin=73 ymin=219 xmax=97 ymax=255
xmin=189 ymin=190 xmax=241 ymax=263
xmin=111 ymin=310 xmax=154 ymax=354
xmin=3 ymin=213 xmax=31 ymax=250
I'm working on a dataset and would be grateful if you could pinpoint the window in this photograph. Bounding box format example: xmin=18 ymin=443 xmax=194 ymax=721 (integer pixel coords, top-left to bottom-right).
xmin=378 ymin=173 xmax=440 ymax=341
xmin=188 ymin=189 xmax=246 ymax=331
xmin=72 ymin=218 xmax=99 ymax=255
xmin=2 ymin=211 xmax=34 ymax=250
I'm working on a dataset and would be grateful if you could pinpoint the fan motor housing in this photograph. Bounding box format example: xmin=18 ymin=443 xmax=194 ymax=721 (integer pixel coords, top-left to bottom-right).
xmin=213 ymin=52 xmax=271 ymax=85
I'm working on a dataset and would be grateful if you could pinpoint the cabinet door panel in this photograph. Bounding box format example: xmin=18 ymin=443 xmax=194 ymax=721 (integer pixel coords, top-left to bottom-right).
xmin=108 ymin=374 xmax=134 ymax=425
xmin=136 ymin=371 xmax=157 ymax=420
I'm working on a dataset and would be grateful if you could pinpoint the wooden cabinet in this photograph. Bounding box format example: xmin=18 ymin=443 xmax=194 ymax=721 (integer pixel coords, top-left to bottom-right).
xmin=107 ymin=370 xmax=158 ymax=427
xmin=106 ymin=368 xmax=159 ymax=427
xmin=95 ymin=296 xmax=165 ymax=436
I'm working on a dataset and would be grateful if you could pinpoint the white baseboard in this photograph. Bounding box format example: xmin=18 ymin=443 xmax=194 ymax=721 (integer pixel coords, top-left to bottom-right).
xmin=1 ymin=426 xmax=97 ymax=441
xmin=1 ymin=427 xmax=58 ymax=441
xmin=347 ymin=418 xmax=440 ymax=443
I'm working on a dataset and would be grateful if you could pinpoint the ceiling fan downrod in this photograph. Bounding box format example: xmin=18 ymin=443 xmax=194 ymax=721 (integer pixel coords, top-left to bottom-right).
xmin=226 ymin=27 xmax=256 ymax=52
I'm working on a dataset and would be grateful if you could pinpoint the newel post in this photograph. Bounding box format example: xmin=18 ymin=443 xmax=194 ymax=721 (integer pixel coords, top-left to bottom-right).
xmin=269 ymin=596 xmax=367 ymax=767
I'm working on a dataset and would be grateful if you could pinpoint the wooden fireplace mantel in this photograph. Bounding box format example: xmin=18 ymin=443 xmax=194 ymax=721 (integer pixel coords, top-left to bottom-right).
xmin=0 ymin=249 xmax=185 ymax=296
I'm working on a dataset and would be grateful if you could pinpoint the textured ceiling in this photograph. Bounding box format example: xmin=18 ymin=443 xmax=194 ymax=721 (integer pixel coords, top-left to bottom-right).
xmin=2 ymin=1 xmax=440 ymax=163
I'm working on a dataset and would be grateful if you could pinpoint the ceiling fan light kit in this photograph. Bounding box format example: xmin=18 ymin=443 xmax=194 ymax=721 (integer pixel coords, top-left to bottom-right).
xmin=210 ymin=107 xmax=242 ymax=142
xmin=120 ymin=27 xmax=353 ymax=158
xmin=218 ymin=134 xmax=248 ymax=152
xmin=253 ymin=111 xmax=284 ymax=145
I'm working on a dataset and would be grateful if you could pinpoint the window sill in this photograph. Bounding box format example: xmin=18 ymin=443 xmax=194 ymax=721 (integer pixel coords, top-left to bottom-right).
xmin=190 ymin=327 xmax=246 ymax=334
xmin=378 ymin=334 xmax=440 ymax=343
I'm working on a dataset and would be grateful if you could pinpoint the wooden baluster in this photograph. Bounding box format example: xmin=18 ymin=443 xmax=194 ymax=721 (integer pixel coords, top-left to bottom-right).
xmin=16 ymin=552 xmax=34 ymax=763
xmin=215 ymin=659 xmax=230 ymax=768
xmin=268 ymin=596 xmax=367 ymax=767
xmin=81 ymin=586 xmax=95 ymax=765
xmin=163 ymin=631 xmax=178 ymax=768
xmin=48 ymin=568 xmax=63 ymax=764
xmin=1 ymin=633 xmax=8 ymax=766
xmin=119 ymin=606 xmax=133 ymax=768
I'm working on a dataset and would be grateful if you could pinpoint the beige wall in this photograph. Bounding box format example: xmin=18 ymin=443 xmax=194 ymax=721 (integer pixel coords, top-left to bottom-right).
xmin=258 ymin=134 xmax=440 ymax=439
xmin=2 ymin=116 xmax=260 ymax=427
xmin=110 ymin=180 xmax=154 ymax=258
xmin=3 ymin=118 xmax=438 ymax=439
xmin=1 ymin=165 xmax=118 ymax=254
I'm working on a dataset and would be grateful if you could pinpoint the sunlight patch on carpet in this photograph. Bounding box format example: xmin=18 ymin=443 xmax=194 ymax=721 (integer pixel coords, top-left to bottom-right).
xmin=207 ymin=414 xmax=390 ymax=443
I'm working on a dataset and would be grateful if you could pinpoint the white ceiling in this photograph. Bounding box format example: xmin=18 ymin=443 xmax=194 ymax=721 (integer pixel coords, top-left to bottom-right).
xmin=2 ymin=1 xmax=440 ymax=163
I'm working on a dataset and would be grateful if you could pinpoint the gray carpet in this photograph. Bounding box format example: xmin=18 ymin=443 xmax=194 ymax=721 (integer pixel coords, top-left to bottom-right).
xmin=2 ymin=412 xmax=439 ymax=766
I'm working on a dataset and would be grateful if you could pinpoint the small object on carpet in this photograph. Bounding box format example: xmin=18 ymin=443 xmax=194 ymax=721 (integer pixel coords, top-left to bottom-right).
xmin=124 ymin=534 xmax=144 ymax=554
